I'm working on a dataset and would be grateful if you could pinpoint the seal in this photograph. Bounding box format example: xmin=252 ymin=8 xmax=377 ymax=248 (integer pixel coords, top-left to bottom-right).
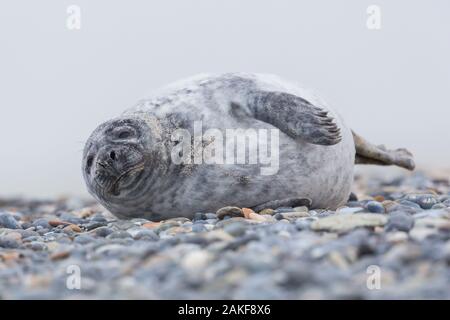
xmin=82 ymin=73 xmax=415 ymax=220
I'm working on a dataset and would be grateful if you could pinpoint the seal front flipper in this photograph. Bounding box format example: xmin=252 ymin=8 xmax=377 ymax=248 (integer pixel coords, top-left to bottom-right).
xmin=252 ymin=198 xmax=312 ymax=212
xmin=246 ymin=91 xmax=342 ymax=145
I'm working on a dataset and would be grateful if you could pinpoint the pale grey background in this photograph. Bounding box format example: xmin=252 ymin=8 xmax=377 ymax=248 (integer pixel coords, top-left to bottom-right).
xmin=0 ymin=0 xmax=449 ymax=198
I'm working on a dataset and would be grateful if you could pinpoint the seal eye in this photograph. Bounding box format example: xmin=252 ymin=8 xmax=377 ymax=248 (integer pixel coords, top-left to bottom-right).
xmin=118 ymin=130 xmax=132 ymax=139
xmin=112 ymin=126 xmax=136 ymax=140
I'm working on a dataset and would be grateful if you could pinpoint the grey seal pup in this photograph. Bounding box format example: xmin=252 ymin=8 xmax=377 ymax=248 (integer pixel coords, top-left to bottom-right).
xmin=82 ymin=73 xmax=414 ymax=220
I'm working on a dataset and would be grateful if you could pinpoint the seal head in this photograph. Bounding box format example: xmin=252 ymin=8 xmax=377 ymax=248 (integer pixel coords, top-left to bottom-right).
xmin=82 ymin=116 xmax=155 ymax=215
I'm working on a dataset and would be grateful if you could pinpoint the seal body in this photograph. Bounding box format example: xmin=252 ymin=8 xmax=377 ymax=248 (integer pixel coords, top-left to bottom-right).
xmin=83 ymin=73 xmax=355 ymax=220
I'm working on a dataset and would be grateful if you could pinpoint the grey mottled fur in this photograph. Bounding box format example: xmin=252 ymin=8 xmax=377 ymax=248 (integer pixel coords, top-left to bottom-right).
xmin=83 ymin=73 xmax=412 ymax=220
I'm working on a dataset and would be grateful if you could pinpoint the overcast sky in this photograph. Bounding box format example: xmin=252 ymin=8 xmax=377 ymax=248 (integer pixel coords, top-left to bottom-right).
xmin=0 ymin=0 xmax=449 ymax=198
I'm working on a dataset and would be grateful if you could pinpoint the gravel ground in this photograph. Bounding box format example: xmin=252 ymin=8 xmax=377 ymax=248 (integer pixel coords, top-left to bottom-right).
xmin=1 ymin=171 xmax=450 ymax=299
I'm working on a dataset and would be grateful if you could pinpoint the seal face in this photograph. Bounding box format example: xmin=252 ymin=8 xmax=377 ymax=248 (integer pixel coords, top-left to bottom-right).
xmin=83 ymin=117 xmax=154 ymax=210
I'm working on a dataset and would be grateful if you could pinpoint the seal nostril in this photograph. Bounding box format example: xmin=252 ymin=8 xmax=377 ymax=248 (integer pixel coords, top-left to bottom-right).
xmin=110 ymin=151 xmax=116 ymax=160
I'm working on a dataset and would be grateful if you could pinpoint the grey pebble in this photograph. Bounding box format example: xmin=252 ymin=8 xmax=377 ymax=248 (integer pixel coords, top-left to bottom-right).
xmin=216 ymin=206 xmax=244 ymax=220
xmin=106 ymin=231 xmax=133 ymax=239
xmin=28 ymin=241 xmax=46 ymax=251
xmin=133 ymin=229 xmax=159 ymax=241
xmin=386 ymin=212 xmax=415 ymax=232
xmin=93 ymin=226 xmax=114 ymax=237
xmin=191 ymin=224 xmax=207 ymax=233
xmin=0 ymin=236 xmax=20 ymax=248
xmin=224 ymin=222 xmax=247 ymax=237
xmin=0 ymin=212 xmax=21 ymax=229
xmin=366 ymin=201 xmax=385 ymax=213
xmin=74 ymin=234 xmax=97 ymax=244
xmin=32 ymin=219 xmax=51 ymax=229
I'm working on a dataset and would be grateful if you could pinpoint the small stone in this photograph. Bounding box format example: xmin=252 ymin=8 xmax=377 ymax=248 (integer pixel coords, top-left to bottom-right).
xmin=414 ymin=218 xmax=450 ymax=230
xmin=398 ymin=200 xmax=422 ymax=209
xmin=193 ymin=212 xmax=206 ymax=221
xmin=51 ymin=250 xmax=71 ymax=260
xmin=204 ymin=213 xmax=217 ymax=220
xmin=348 ymin=192 xmax=358 ymax=201
xmin=336 ymin=207 xmax=364 ymax=214
xmin=295 ymin=217 xmax=317 ymax=230
xmin=366 ymin=201 xmax=385 ymax=213
xmin=181 ymin=250 xmax=212 ymax=271
xmin=0 ymin=235 xmax=20 ymax=248
xmin=90 ymin=214 xmax=108 ymax=223
xmin=248 ymin=212 xmax=267 ymax=222
xmin=259 ymin=208 xmax=275 ymax=215
xmin=404 ymin=194 xmax=437 ymax=209
xmin=191 ymin=223 xmax=206 ymax=233
xmin=48 ymin=219 xmax=71 ymax=227
xmin=416 ymin=195 xmax=438 ymax=209
xmin=431 ymin=203 xmax=447 ymax=210
xmin=106 ymin=231 xmax=133 ymax=239
xmin=72 ymin=207 xmax=96 ymax=218
xmin=242 ymin=208 xmax=254 ymax=219
xmin=216 ymin=206 xmax=244 ymax=220
xmin=386 ymin=231 xmax=409 ymax=243
xmin=311 ymin=214 xmax=387 ymax=233
xmin=84 ymin=221 xmax=107 ymax=231
xmin=142 ymin=222 xmax=161 ymax=229
xmin=74 ymin=234 xmax=96 ymax=244
xmin=32 ymin=219 xmax=51 ymax=229
xmin=274 ymin=207 xmax=295 ymax=213
xmin=28 ymin=241 xmax=47 ymax=251
xmin=93 ymin=226 xmax=114 ymax=237
xmin=132 ymin=229 xmax=159 ymax=241
xmin=223 ymin=222 xmax=247 ymax=237
xmin=0 ymin=212 xmax=21 ymax=229
xmin=294 ymin=206 xmax=309 ymax=213
xmin=63 ymin=224 xmax=82 ymax=233
xmin=386 ymin=212 xmax=414 ymax=232
xmin=373 ymin=195 xmax=385 ymax=202
xmin=283 ymin=211 xmax=310 ymax=219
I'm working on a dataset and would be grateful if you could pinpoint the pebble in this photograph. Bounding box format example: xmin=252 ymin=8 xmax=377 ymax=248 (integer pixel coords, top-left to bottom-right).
xmin=32 ymin=219 xmax=51 ymax=229
xmin=386 ymin=212 xmax=415 ymax=232
xmin=28 ymin=241 xmax=46 ymax=251
xmin=106 ymin=231 xmax=133 ymax=239
xmin=259 ymin=208 xmax=275 ymax=215
xmin=0 ymin=212 xmax=21 ymax=229
xmin=295 ymin=217 xmax=317 ymax=230
xmin=216 ymin=206 xmax=244 ymax=219
xmin=0 ymin=170 xmax=450 ymax=299
xmin=311 ymin=214 xmax=388 ymax=233
xmin=74 ymin=234 xmax=97 ymax=244
xmin=93 ymin=226 xmax=114 ymax=237
xmin=191 ymin=223 xmax=207 ymax=233
xmin=223 ymin=222 xmax=247 ymax=237
xmin=277 ymin=211 xmax=310 ymax=220
xmin=336 ymin=207 xmax=364 ymax=214
xmin=366 ymin=201 xmax=385 ymax=213
xmin=0 ymin=235 xmax=20 ymax=248
xmin=404 ymin=194 xmax=437 ymax=209
xmin=132 ymin=229 xmax=159 ymax=241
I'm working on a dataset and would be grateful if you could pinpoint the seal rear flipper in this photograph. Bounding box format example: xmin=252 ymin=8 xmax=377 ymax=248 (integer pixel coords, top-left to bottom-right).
xmin=353 ymin=130 xmax=415 ymax=170
xmin=247 ymin=91 xmax=342 ymax=145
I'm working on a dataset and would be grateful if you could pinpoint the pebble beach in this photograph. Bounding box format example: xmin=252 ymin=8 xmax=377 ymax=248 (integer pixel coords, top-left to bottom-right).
xmin=1 ymin=170 xmax=449 ymax=299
